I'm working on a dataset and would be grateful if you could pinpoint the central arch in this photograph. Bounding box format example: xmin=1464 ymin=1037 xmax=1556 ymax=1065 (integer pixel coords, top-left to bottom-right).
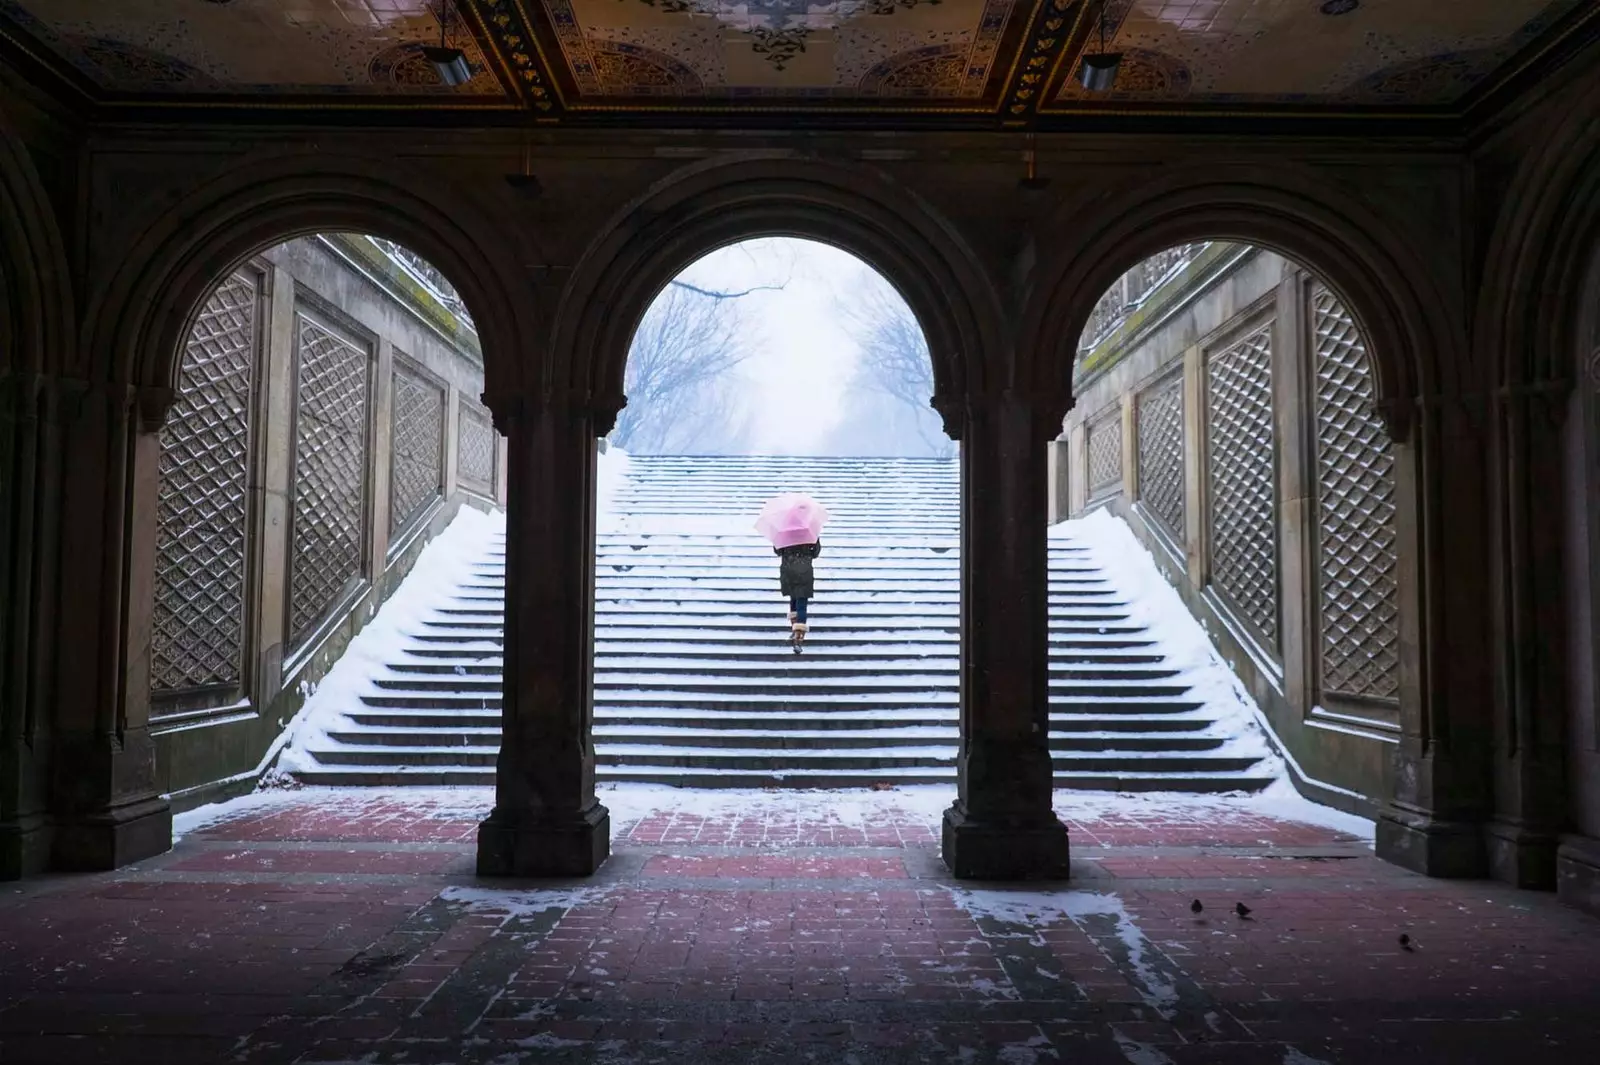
xmin=553 ymin=156 xmax=1002 ymax=435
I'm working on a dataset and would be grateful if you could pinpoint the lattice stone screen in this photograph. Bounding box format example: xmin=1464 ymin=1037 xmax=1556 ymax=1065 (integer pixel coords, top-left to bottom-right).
xmin=151 ymin=271 xmax=259 ymax=696
xmin=457 ymin=398 xmax=496 ymax=494
xmin=1311 ymin=283 xmax=1400 ymax=702
xmin=1137 ymin=374 xmax=1185 ymax=543
xmin=1086 ymin=413 xmax=1123 ymax=498
xmin=288 ymin=313 xmax=370 ymax=653
xmin=1206 ymin=320 xmax=1279 ymax=648
xmin=389 ymin=360 xmax=444 ymax=537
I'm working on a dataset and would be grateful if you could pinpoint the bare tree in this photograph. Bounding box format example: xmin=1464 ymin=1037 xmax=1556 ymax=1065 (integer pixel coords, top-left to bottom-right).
xmin=610 ymin=279 xmax=772 ymax=454
xmin=836 ymin=271 xmax=954 ymax=457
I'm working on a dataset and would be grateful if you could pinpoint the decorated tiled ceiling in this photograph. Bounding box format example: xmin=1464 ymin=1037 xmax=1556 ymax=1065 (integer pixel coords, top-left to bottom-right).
xmin=0 ymin=0 xmax=1589 ymax=117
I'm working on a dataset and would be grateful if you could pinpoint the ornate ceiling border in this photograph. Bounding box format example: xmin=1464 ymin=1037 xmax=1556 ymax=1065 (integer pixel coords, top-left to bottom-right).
xmin=0 ymin=0 xmax=1593 ymax=125
xmin=509 ymin=0 xmax=1046 ymax=116
xmin=999 ymin=0 xmax=1090 ymax=123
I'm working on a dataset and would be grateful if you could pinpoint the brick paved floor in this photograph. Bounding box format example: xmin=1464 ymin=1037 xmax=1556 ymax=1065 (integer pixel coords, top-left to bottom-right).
xmin=2 ymin=785 xmax=1598 ymax=1064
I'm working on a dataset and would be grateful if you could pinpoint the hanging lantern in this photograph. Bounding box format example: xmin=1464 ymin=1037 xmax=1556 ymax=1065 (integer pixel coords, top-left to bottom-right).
xmin=425 ymin=1 xmax=472 ymax=86
xmin=1076 ymin=1 xmax=1123 ymax=92
xmin=1078 ymin=53 xmax=1123 ymax=92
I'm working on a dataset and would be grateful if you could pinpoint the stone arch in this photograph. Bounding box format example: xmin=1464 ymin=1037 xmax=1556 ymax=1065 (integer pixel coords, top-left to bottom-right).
xmin=1024 ymin=168 xmax=1456 ymax=442
xmin=0 ymin=110 xmax=74 ymax=380
xmin=81 ymin=151 xmax=537 ymax=412
xmin=553 ymin=154 xmax=1002 ymax=434
xmin=1476 ymin=76 xmax=1600 ymax=391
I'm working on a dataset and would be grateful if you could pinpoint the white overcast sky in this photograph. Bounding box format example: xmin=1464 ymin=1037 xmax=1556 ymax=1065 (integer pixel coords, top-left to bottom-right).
xmin=656 ymin=237 xmax=896 ymax=454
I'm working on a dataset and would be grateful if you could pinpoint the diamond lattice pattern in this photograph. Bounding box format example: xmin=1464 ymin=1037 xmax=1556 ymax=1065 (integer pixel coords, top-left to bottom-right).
xmin=289 ymin=314 xmax=370 ymax=652
xmin=1207 ymin=321 xmax=1279 ymax=648
xmin=1312 ymin=284 xmax=1400 ymax=701
xmin=151 ymin=272 xmax=258 ymax=695
xmin=389 ymin=362 xmax=444 ymax=536
xmin=1138 ymin=375 xmax=1186 ymax=543
xmin=457 ymin=399 xmax=495 ymax=491
xmin=1087 ymin=413 xmax=1123 ymax=497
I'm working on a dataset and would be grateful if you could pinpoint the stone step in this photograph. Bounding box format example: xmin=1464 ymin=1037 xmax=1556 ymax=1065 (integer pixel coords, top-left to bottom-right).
xmin=371 ymin=671 xmax=1184 ymax=693
xmin=288 ymin=764 xmax=1274 ymax=791
xmin=304 ymin=742 xmax=1257 ymax=774
xmin=326 ymin=725 xmax=1226 ymax=753
xmin=357 ymin=692 xmax=1204 ymax=713
xmin=382 ymin=654 xmax=1170 ymax=675
xmin=287 ymin=455 xmax=1270 ymax=794
xmin=342 ymin=707 xmax=1214 ymax=732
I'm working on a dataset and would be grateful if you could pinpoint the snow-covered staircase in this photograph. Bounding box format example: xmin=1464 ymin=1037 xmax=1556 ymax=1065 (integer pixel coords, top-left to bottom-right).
xmin=289 ymin=456 xmax=1274 ymax=791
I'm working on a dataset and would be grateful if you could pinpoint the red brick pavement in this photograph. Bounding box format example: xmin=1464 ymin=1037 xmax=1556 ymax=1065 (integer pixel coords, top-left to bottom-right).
xmin=0 ymin=788 xmax=1596 ymax=1064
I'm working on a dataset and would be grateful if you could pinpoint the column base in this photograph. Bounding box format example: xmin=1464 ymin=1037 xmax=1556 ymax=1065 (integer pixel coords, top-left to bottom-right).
xmin=1484 ymin=818 xmax=1559 ymax=890
xmin=51 ymin=795 xmax=172 ymax=871
xmin=477 ymin=802 xmax=610 ymax=878
xmin=1556 ymin=834 xmax=1600 ymax=917
xmin=941 ymin=804 xmax=1071 ymax=881
xmin=1375 ymin=806 xmax=1485 ymax=879
xmin=0 ymin=814 xmax=52 ymax=881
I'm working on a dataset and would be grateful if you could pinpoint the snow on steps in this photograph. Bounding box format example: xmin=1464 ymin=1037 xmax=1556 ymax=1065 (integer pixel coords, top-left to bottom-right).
xmin=284 ymin=455 xmax=1276 ymax=791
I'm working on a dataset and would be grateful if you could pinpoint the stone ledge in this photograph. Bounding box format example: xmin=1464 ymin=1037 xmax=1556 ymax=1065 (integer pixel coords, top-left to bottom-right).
xmin=477 ymin=802 xmax=611 ymax=877
xmin=1556 ymin=833 xmax=1600 ymax=917
xmin=1375 ymin=806 xmax=1486 ymax=878
xmin=941 ymin=804 xmax=1071 ymax=880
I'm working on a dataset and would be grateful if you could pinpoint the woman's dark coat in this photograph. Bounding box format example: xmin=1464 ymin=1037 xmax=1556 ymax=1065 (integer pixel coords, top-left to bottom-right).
xmin=776 ymin=540 xmax=822 ymax=598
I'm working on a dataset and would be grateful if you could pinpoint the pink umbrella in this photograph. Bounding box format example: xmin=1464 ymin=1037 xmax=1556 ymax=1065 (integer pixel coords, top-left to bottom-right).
xmin=755 ymin=493 xmax=830 ymax=549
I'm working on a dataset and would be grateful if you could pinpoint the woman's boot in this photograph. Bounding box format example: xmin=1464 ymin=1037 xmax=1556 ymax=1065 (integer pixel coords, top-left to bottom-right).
xmin=790 ymin=622 xmax=807 ymax=653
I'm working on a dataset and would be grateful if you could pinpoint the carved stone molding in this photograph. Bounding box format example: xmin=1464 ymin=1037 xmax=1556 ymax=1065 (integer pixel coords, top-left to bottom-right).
xmin=480 ymin=388 xmax=624 ymax=438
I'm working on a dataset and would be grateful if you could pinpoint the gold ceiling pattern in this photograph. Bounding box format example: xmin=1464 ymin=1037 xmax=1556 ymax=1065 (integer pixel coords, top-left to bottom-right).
xmin=0 ymin=0 xmax=1589 ymax=117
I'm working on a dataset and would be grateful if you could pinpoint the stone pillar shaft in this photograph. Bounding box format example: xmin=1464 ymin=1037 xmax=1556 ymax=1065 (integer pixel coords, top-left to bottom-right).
xmin=942 ymin=390 xmax=1071 ymax=879
xmin=47 ymin=379 xmax=171 ymax=871
xmin=0 ymin=372 xmax=56 ymax=879
xmin=1377 ymin=395 xmax=1492 ymax=877
xmin=477 ymin=395 xmax=609 ymax=876
xmin=1484 ymin=386 xmax=1569 ymax=888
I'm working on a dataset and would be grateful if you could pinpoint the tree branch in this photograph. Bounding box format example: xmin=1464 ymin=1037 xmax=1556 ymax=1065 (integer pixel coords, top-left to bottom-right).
xmin=667 ymin=279 xmax=788 ymax=300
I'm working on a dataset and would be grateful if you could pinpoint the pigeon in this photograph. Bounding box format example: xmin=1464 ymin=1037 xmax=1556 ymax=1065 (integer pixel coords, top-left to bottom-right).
xmin=1399 ymin=933 xmax=1413 ymax=951
xmin=1190 ymin=899 xmax=1204 ymax=915
xmin=1234 ymin=902 xmax=1253 ymax=919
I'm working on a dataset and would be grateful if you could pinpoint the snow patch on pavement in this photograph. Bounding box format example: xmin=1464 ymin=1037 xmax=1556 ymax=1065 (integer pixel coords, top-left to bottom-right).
xmin=953 ymin=889 xmax=1178 ymax=1014
xmin=173 ymin=785 xmax=495 ymax=842
xmin=439 ymin=884 xmax=615 ymax=915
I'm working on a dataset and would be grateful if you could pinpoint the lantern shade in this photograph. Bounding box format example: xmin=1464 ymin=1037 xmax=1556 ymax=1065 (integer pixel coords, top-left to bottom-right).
xmin=1077 ymin=52 xmax=1123 ymax=92
xmin=422 ymin=46 xmax=472 ymax=86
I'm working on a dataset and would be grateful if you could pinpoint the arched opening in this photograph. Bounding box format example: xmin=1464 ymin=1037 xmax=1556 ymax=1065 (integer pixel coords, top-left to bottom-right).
xmin=1056 ymin=241 xmax=1407 ymax=814
xmin=594 ymin=236 xmax=958 ymax=788
xmin=143 ymin=232 xmax=506 ymax=805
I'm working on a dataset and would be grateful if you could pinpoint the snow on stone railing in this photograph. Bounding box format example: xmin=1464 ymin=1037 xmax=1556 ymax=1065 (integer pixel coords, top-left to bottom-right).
xmin=367 ymin=236 xmax=479 ymax=336
xmin=1078 ymin=243 xmax=1210 ymax=357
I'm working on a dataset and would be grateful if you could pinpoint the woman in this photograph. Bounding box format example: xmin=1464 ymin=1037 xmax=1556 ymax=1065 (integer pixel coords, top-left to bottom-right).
xmin=776 ymin=538 xmax=822 ymax=652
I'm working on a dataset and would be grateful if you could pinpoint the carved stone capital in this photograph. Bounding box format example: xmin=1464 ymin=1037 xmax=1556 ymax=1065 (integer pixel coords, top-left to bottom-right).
xmin=0 ymin=370 xmax=44 ymax=426
xmin=482 ymin=388 xmax=625 ymax=439
xmin=1495 ymin=376 xmax=1571 ymax=430
xmin=933 ymin=387 xmax=1075 ymax=446
xmin=135 ymin=385 xmax=177 ymax=434
xmin=1412 ymin=389 xmax=1490 ymax=439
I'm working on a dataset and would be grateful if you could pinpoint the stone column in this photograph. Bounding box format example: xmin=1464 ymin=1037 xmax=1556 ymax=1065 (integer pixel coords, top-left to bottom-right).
xmin=47 ymin=380 xmax=172 ymax=870
xmin=477 ymin=392 xmax=609 ymax=876
xmin=1484 ymin=383 xmax=1570 ymax=888
xmin=0 ymin=371 xmax=57 ymax=879
xmin=1375 ymin=395 xmax=1492 ymax=877
xmin=942 ymin=389 xmax=1072 ymax=879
